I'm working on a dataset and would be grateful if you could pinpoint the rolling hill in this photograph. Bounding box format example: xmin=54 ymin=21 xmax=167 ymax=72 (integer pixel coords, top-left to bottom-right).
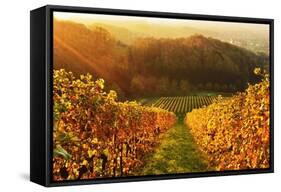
xmin=53 ymin=19 xmax=268 ymax=98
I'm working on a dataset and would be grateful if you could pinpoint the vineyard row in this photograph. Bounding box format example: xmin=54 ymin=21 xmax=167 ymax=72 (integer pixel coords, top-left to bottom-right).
xmin=52 ymin=69 xmax=177 ymax=180
xmin=150 ymin=96 xmax=217 ymax=114
xmin=185 ymin=70 xmax=270 ymax=170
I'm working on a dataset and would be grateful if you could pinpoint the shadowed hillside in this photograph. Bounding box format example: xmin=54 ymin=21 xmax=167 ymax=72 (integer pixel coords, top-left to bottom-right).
xmin=54 ymin=19 xmax=268 ymax=99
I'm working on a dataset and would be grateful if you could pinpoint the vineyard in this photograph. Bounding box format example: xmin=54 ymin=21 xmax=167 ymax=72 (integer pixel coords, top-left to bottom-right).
xmin=52 ymin=68 xmax=270 ymax=180
xmin=185 ymin=69 xmax=270 ymax=170
xmin=147 ymin=96 xmax=217 ymax=114
xmin=52 ymin=69 xmax=177 ymax=181
xmin=50 ymin=15 xmax=271 ymax=182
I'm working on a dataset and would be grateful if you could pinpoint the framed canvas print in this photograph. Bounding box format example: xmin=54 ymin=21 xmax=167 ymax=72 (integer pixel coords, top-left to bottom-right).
xmin=30 ymin=5 xmax=274 ymax=187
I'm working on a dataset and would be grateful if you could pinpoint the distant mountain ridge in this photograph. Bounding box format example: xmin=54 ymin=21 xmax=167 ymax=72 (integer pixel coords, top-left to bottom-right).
xmin=85 ymin=20 xmax=268 ymax=54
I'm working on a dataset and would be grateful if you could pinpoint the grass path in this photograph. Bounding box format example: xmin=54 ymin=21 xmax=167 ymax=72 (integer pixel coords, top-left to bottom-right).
xmin=140 ymin=118 xmax=210 ymax=175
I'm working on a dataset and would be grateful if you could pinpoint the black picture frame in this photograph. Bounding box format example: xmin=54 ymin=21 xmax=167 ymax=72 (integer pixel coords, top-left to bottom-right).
xmin=30 ymin=4 xmax=274 ymax=187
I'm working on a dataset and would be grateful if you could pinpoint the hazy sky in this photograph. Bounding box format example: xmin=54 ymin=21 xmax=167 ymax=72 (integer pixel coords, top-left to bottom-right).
xmin=54 ymin=11 xmax=269 ymax=33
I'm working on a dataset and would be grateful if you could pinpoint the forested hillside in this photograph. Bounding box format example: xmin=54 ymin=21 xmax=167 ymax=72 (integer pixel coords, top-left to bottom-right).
xmin=54 ymin=19 xmax=268 ymax=99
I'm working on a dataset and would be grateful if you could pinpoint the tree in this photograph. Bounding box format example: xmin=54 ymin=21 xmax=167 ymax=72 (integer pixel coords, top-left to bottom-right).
xmin=170 ymin=80 xmax=178 ymax=95
xmin=157 ymin=77 xmax=170 ymax=95
xmin=206 ymin=82 xmax=213 ymax=91
xmin=179 ymin=80 xmax=191 ymax=94
xmin=130 ymin=75 xmax=145 ymax=96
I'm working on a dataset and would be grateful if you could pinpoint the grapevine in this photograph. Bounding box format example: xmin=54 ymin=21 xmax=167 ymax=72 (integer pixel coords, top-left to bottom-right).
xmin=185 ymin=69 xmax=270 ymax=170
xmin=52 ymin=69 xmax=177 ymax=180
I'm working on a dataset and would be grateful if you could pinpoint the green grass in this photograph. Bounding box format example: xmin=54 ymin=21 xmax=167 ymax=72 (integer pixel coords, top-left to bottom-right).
xmin=139 ymin=118 xmax=210 ymax=175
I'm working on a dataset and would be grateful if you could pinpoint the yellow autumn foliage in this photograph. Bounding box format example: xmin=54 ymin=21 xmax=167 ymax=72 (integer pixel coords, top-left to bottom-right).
xmin=185 ymin=71 xmax=270 ymax=170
